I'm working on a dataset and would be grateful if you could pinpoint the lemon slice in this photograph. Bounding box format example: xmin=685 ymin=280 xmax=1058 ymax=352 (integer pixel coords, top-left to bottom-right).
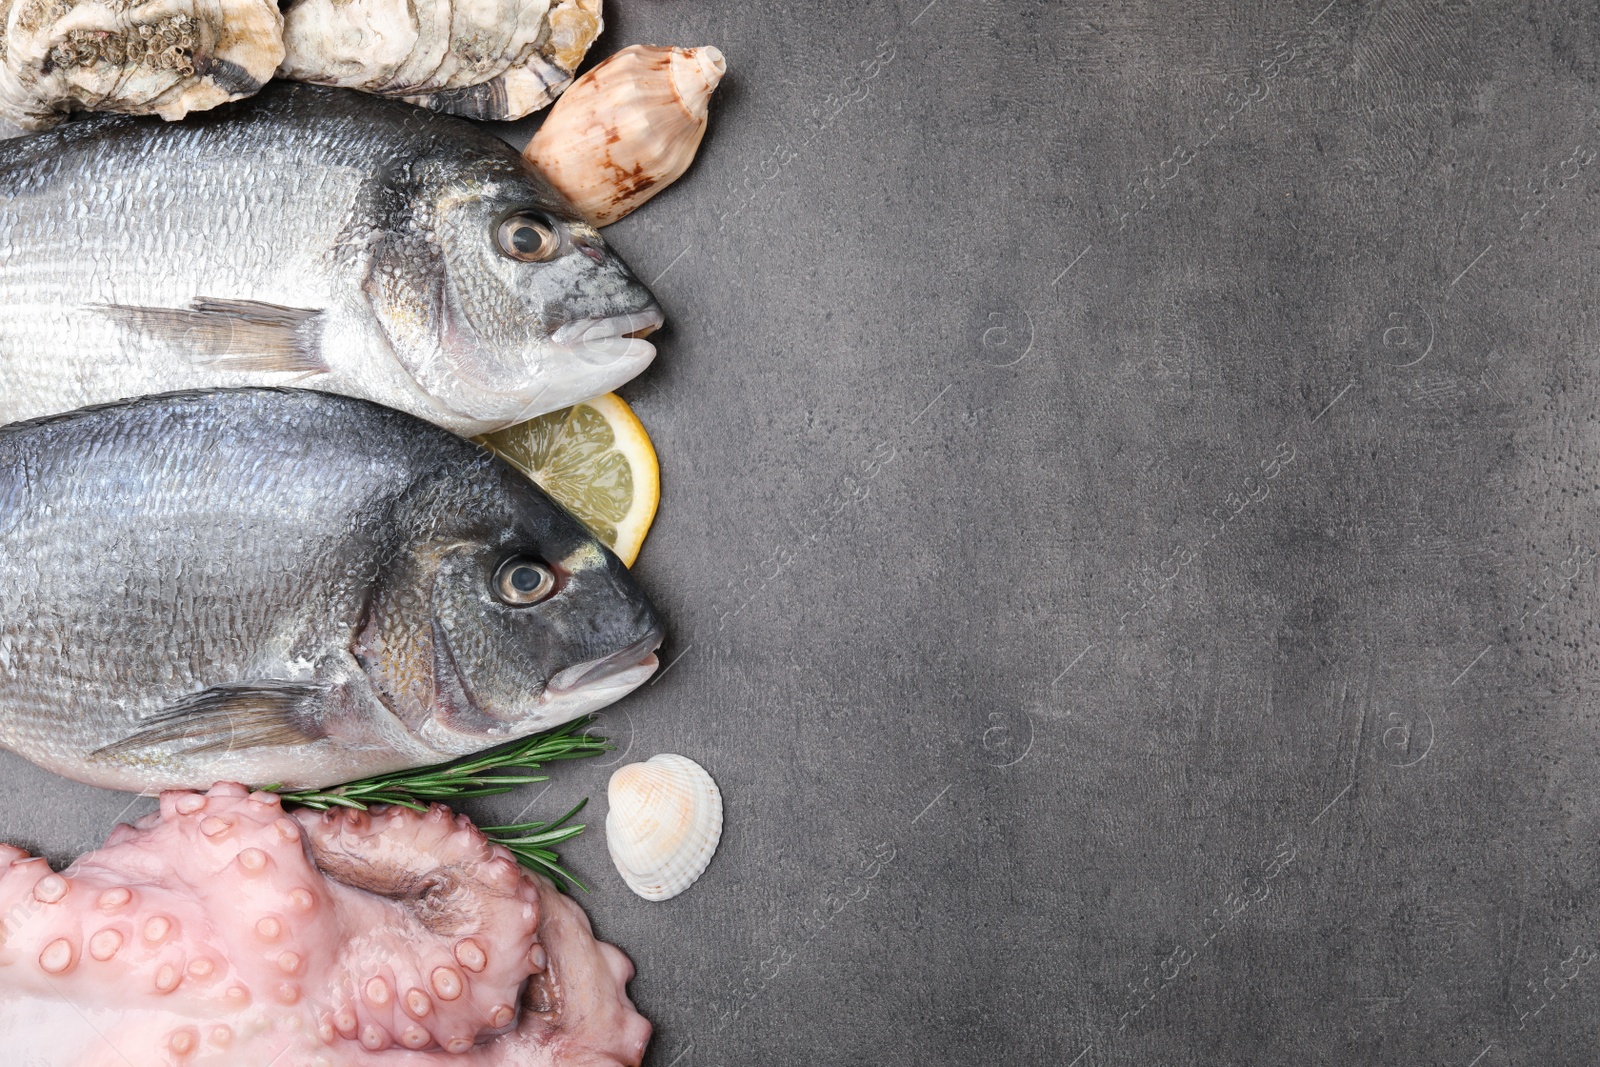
xmin=476 ymin=393 xmax=660 ymax=566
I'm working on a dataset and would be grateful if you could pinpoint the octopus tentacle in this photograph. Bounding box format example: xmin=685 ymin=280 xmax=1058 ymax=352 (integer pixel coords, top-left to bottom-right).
xmin=0 ymin=783 xmax=650 ymax=1066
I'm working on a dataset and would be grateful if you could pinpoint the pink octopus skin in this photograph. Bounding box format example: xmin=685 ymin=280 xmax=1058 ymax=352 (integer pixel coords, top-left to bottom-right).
xmin=0 ymin=783 xmax=651 ymax=1067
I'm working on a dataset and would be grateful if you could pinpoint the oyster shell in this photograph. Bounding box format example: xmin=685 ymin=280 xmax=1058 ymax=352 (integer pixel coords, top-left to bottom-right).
xmin=606 ymin=753 xmax=722 ymax=901
xmin=279 ymin=0 xmax=602 ymax=121
xmin=526 ymin=44 xmax=726 ymax=227
xmin=0 ymin=0 xmax=284 ymax=130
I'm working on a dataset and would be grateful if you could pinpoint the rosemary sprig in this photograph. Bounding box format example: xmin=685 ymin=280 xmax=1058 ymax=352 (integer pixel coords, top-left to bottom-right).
xmin=481 ymin=798 xmax=592 ymax=892
xmin=261 ymin=716 xmax=609 ymax=889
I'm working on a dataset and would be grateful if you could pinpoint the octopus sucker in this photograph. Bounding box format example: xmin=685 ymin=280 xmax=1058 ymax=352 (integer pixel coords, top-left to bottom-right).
xmin=0 ymin=783 xmax=650 ymax=1065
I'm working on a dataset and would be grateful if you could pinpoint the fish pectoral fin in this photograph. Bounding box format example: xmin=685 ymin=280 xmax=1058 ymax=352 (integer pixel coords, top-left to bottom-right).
xmin=90 ymin=684 xmax=327 ymax=760
xmin=92 ymin=298 xmax=328 ymax=375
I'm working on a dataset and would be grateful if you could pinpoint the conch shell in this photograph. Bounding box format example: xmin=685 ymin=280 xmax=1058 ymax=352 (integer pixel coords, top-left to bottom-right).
xmin=526 ymin=44 xmax=725 ymax=227
xmin=606 ymin=753 xmax=722 ymax=901
xmin=278 ymin=0 xmax=602 ymax=121
xmin=0 ymin=0 xmax=284 ymax=129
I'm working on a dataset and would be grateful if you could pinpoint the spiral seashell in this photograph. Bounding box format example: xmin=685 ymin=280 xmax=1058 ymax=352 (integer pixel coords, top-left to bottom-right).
xmin=525 ymin=44 xmax=726 ymax=227
xmin=605 ymin=754 xmax=721 ymax=901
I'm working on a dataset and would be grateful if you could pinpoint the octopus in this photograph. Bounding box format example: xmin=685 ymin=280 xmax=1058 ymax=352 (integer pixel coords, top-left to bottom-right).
xmin=0 ymin=783 xmax=650 ymax=1066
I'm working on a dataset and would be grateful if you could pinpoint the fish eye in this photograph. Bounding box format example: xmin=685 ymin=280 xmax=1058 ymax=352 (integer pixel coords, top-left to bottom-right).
xmin=496 ymin=214 xmax=561 ymax=262
xmin=493 ymin=557 xmax=557 ymax=606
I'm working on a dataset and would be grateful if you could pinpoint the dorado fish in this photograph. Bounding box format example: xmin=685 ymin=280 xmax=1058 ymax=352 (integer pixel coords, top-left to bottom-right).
xmin=0 ymin=389 xmax=664 ymax=792
xmin=0 ymin=83 xmax=664 ymax=436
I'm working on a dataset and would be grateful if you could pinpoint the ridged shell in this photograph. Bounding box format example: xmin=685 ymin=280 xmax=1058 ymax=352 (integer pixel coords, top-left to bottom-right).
xmin=278 ymin=0 xmax=601 ymax=121
xmin=0 ymin=0 xmax=284 ymax=130
xmin=525 ymin=44 xmax=725 ymax=227
xmin=605 ymin=754 xmax=721 ymax=901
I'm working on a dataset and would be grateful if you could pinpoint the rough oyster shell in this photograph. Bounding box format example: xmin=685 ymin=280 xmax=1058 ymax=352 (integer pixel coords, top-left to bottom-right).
xmin=526 ymin=44 xmax=725 ymax=227
xmin=0 ymin=0 xmax=284 ymax=130
xmin=606 ymin=753 xmax=722 ymax=901
xmin=279 ymin=0 xmax=601 ymax=121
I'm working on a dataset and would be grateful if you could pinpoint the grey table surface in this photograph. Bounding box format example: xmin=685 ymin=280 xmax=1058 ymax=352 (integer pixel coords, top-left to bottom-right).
xmin=7 ymin=1 xmax=1600 ymax=1064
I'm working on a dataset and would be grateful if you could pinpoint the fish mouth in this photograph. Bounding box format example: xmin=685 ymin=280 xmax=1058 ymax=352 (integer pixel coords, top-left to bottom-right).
xmin=529 ymin=647 xmax=659 ymax=727
xmin=547 ymin=633 xmax=663 ymax=694
xmin=550 ymin=308 xmax=665 ymax=367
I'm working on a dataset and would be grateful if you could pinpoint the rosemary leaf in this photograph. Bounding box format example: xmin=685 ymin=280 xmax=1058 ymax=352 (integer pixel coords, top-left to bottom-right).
xmin=260 ymin=717 xmax=609 ymax=890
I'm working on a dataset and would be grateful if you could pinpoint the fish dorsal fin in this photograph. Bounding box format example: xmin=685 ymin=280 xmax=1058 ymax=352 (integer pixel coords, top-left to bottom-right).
xmin=92 ymin=298 xmax=328 ymax=375
xmin=90 ymin=684 xmax=327 ymax=760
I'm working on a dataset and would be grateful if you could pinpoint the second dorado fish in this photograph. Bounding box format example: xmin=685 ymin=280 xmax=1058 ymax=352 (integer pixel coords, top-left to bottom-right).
xmin=0 ymin=388 xmax=664 ymax=793
xmin=0 ymin=83 xmax=664 ymax=436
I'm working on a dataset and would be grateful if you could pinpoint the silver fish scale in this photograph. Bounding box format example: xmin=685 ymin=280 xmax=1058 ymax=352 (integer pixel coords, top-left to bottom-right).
xmin=0 ymin=407 xmax=370 ymax=711
xmin=0 ymin=392 xmax=463 ymax=787
xmin=0 ymin=389 xmax=662 ymax=793
xmin=0 ymin=83 xmax=664 ymax=435
xmin=0 ymin=153 xmax=360 ymax=388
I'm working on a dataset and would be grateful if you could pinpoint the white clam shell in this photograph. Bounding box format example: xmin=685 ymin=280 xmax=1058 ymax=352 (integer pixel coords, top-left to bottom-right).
xmin=605 ymin=754 xmax=721 ymax=901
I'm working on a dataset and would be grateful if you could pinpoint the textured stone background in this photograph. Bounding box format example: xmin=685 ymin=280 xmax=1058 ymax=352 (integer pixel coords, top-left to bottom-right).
xmin=10 ymin=1 xmax=1600 ymax=1064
